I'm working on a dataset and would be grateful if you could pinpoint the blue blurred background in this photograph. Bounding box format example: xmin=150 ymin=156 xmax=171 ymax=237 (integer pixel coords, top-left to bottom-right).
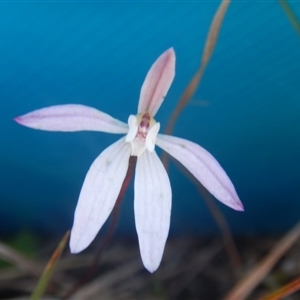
xmin=1 ymin=1 xmax=300 ymax=240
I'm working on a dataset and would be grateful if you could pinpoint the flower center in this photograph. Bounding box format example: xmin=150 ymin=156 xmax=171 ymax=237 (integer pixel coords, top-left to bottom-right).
xmin=125 ymin=112 xmax=160 ymax=157
xmin=138 ymin=112 xmax=151 ymax=138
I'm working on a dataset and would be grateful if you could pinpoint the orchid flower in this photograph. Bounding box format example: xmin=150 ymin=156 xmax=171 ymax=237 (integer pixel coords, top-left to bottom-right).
xmin=15 ymin=48 xmax=243 ymax=273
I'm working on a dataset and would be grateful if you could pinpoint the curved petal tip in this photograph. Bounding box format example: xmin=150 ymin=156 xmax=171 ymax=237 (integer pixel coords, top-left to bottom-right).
xmin=233 ymin=200 xmax=244 ymax=212
xmin=156 ymin=134 xmax=244 ymax=212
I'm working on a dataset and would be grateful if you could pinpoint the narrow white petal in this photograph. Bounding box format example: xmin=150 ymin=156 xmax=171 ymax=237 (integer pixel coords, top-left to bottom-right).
xmin=156 ymin=134 xmax=243 ymax=211
xmin=134 ymin=151 xmax=171 ymax=273
xmin=15 ymin=104 xmax=128 ymax=133
xmin=70 ymin=138 xmax=131 ymax=253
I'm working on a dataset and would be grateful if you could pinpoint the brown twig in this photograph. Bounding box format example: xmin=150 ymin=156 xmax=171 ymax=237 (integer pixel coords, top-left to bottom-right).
xmin=69 ymin=259 xmax=142 ymax=300
xmin=260 ymin=276 xmax=300 ymax=300
xmin=279 ymin=0 xmax=300 ymax=35
xmin=224 ymin=222 xmax=300 ymax=300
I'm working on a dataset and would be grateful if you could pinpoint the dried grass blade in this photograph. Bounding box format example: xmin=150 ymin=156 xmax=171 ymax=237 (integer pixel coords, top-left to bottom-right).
xmin=261 ymin=276 xmax=300 ymax=300
xmin=223 ymin=222 xmax=300 ymax=300
xmin=69 ymin=259 xmax=142 ymax=299
xmin=279 ymin=0 xmax=300 ymax=35
xmin=30 ymin=230 xmax=70 ymax=300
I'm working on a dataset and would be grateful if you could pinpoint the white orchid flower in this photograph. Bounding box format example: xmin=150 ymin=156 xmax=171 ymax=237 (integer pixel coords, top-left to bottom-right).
xmin=15 ymin=48 xmax=243 ymax=273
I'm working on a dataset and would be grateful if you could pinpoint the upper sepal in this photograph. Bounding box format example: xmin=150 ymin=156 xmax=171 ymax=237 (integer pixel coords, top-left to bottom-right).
xmin=138 ymin=48 xmax=175 ymax=117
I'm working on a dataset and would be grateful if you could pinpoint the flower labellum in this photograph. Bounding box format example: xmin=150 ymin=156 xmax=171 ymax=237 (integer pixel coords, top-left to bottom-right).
xmin=15 ymin=48 xmax=243 ymax=273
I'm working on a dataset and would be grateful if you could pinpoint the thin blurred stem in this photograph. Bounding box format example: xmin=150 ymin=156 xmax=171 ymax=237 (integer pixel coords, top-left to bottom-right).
xmin=163 ymin=0 xmax=231 ymax=158
xmin=30 ymin=231 xmax=70 ymax=300
xmin=198 ymin=184 xmax=242 ymax=271
xmin=224 ymin=222 xmax=300 ymax=300
xmin=279 ymin=0 xmax=300 ymax=35
xmin=160 ymin=0 xmax=240 ymax=274
xmin=261 ymin=276 xmax=300 ymax=300
xmin=63 ymin=156 xmax=137 ymax=299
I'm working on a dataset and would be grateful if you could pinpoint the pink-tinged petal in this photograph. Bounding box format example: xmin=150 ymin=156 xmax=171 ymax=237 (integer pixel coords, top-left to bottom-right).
xmin=138 ymin=48 xmax=175 ymax=117
xmin=156 ymin=134 xmax=244 ymax=211
xmin=134 ymin=150 xmax=171 ymax=273
xmin=70 ymin=138 xmax=131 ymax=253
xmin=14 ymin=104 xmax=128 ymax=133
